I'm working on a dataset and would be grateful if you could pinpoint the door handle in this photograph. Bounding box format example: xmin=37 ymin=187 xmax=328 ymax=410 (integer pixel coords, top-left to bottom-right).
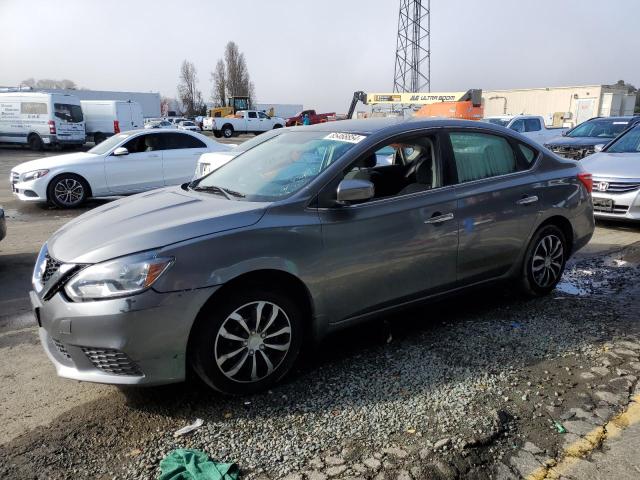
xmin=516 ymin=195 xmax=539 ymax=206
xmin=148 ymin=154 xmax=160 ymax=158
xmin=424 ymin=212 xmax=454 ymax=224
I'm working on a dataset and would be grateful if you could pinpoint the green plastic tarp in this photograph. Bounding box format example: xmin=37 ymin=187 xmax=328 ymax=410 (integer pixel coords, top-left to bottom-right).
xmin=159 ymin=449 xmax=239 ymax=480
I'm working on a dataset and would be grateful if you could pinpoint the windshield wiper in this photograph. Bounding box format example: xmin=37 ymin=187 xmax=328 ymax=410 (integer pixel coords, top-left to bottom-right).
xmin=191 ymin=185 xmax=245 ymax=199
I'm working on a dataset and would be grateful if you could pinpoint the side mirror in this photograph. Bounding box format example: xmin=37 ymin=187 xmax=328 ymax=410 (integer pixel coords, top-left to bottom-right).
xmin=336 ymin=178 xmax=374 ymax=204
xmin=113 ymin=147 xmax=129 ymax=156
xmin=561 ymin=130 xmax=568 ymax=136
xmin=594 ymin=144 xmax=605 ymax=153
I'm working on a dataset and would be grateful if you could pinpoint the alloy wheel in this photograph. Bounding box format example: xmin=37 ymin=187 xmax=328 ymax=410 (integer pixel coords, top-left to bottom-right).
xmin=53 ymin=178 xmax=84 ymax=206
xmin=531 ymin=234 xmax=564 ymax=288
xmin=214 ymin=301 xmax=292 ymax=383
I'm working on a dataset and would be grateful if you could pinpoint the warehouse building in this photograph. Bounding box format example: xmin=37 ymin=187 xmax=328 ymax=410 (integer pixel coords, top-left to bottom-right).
xmin=38 ymin=89 xmax=161 ymax=118
xmin=482 ymin=84 xmax=637 ymax=127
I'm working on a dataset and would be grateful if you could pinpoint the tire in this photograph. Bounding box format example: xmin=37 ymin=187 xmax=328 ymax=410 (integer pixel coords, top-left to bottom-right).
xmin=93 ymin=133 xmax=107 ymax=145
xmin=28 ymin=134 xmax=44 ymax=151
xmin=273 ymin=124 xmax=283 ymax=129
xmin=190 ymin=286 xmax=303 ymax=395
xmin=222 ymin=124 xmax=234 ymax=138
xmin=47 ymin=174 xmax=90 ymax=208
xmin=519 ymin=224 xmax=567 ymax=297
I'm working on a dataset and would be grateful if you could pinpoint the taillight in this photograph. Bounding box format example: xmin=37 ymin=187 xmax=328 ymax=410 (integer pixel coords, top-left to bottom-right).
xmin=578 ymin=172 xmax=592 ymax=193
xmin=48 ymin=120 xmax=56 ymax=134
xmin=114 ymin=120 xmax=120 ymax=133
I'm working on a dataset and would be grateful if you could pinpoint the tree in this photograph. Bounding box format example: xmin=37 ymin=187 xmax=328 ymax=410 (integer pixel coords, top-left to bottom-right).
xmin=210 ymin=41 xmax=255 ymax=108
xmin=211 ymin=59 xmax=227 ymax=107
xmin=20 ymin=78 xmax=77 ymax=89
xmin=177 ymin=60 xmax=204 ymax=116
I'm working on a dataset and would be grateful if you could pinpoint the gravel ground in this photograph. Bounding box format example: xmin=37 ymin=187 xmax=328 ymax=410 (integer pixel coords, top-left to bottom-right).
xmin=1 ymin=243 xmax=639 ymax=480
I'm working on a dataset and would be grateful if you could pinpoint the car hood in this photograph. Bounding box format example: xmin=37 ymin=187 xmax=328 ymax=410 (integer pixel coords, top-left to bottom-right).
xmin=12 ymin=152 xmax=99 ymax=173
xmin=545 ymin=136 xmax=611 ymax=148
xmin=47 ymin=187 xmax=268 ymax=264
xmin=581 ymin=153 xmax=640 ymax=180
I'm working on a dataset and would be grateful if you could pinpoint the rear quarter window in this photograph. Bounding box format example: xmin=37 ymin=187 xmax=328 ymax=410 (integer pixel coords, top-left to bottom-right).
xmin=21 ymin=102 xmax=47 ymax=114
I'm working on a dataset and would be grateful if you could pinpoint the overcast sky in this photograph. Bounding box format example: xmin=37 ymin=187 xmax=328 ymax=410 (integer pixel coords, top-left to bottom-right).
xmin=1 ymin=0 xmax=638 ymax=113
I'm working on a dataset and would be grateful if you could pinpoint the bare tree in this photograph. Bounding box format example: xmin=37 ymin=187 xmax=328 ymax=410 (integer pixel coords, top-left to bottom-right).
xmin=177 ymin=60 xmax=204 ymax=116
xmin=21 ymin=78 xmax=36 ymax=88
xmin=222 ymin=41 xmax=255 ymax=107
xmin=210 ymin=60 xmax=227 ymax=107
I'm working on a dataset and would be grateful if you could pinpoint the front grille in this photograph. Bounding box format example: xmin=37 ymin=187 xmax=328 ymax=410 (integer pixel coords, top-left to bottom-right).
xmin=82 ymin=348 xmax=143 ymax=376
xmin=550 ymin=146 xmax=595 ymax=160
xmin=592 ymin=179 xmax=640 ymax=194
xmin=53 ymin=339 xmax=71 ymax=360
xmin=10 ymin=172 xmax=19 ymax=184
xmin=42 ymin=253 xmax=62 ymax=283
xmin=593 ymin=203 xmax=630 ymax=214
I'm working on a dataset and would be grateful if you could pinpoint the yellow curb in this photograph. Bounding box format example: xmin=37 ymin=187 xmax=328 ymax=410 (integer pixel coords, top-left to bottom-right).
xmin=525 ymin=393 xmax=640 ymax=480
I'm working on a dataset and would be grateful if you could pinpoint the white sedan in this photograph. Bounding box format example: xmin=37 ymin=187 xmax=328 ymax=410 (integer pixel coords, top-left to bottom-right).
xmin=177 ymin=120 xmax=199 ymax=132
xmin=10 ymin=129 xmax=232 ymax=208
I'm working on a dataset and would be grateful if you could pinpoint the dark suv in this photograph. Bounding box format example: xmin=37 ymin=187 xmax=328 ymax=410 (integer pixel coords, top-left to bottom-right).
xmin=544 ymin=116 xmax=640 ymax=160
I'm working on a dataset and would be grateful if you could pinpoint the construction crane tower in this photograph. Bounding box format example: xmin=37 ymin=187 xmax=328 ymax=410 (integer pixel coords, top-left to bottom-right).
xmin=393 ymin=0 xmax=431 ymax=93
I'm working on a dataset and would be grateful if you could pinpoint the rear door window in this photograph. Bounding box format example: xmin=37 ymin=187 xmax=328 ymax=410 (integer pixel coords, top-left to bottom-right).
xmin=448 ymin=132 xmax=520 ymax=183
xmin=54 ymin=103 xmax=83 ymax=122
xmin=162 ymin=132 xmax=206 ymax=149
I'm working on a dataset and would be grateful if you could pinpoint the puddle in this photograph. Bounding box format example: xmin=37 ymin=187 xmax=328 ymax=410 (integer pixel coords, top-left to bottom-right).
xmin=555 ymin=253 xmax=637 ymax=297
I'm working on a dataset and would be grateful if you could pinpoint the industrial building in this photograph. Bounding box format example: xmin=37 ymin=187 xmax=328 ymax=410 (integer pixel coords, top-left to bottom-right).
xmin=36 ymin=89 xmax=161 ymax=118
xmin=482 ymin=84 xmax=637 ymax=127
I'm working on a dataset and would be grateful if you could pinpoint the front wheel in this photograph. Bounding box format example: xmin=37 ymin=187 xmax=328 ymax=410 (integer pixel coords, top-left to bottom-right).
xmin=273 ymin=124 xmax=283 ymax=129
xmin=47 ymin=174 xmax=89 ymax=208
xmin=519 ymin=224 xmax=567 ymax=297
xmin=190 ymin=286 xmax=303 ymax=395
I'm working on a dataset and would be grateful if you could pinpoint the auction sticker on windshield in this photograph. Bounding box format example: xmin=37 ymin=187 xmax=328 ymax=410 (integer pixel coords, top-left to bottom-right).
xmin=324 ymin=132 xmax=366 ymax=143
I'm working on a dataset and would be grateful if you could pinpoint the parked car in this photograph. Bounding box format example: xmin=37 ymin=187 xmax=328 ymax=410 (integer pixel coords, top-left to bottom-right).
xmin=210 ymin=110 xmax=285 ymax=138
xmin=0 ymin=206 xmax=6 ymax=242
xmin=81 ymin=100 xmax=144 ymax=145
xmin=10 ymin=130 xmax=231 ymax=208
xmin=144 ymin=120 xmax=175 ymax=129
xmin=483 ymin=115 xmax=567 ymax=144
xmin=167 ymin=117 xmax=188 ymax=126
xmin=285 ymin=109 xmax=336 ymax=127
xmin=177 ymin=120 xmax=199 ymax=132
xmin=581 ymin=123 xmax=640 ymax=221
xmin=195 ymin=128 xmax=283 ymax=178
xmin=0 ymin=91 xmax=85 ymax=150
xmin=32 ymin=118 xmax=594 ymax=394
xmin=544 ymin=116 xmax=640 ymax=160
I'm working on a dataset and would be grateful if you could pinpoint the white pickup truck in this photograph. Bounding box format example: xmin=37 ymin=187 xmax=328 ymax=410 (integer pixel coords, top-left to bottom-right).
xmin=483 ymin=115 xmax=567 ymax=144
xmin=204 ymin=110 xmax=285 ymax=138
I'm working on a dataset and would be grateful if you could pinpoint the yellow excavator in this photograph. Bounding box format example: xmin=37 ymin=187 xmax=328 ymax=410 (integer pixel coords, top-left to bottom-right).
xmin=208 ymin=96 xmax=250 ymax=118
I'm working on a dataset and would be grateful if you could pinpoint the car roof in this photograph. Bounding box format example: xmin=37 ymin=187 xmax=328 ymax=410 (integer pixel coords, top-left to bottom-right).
xmin=295 ymin=117 xmax=510 ymax=136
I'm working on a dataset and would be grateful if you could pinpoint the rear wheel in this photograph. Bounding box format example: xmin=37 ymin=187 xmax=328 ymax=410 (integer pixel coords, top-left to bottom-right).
xmin=190 ymin=286 xmax=303 ymax=395
xmin=222 ymin=124 xmax=234 ymax=138
xmin=93 ymin=133 xmax=106 ymax=145
xmin=47 ymin=174 xmax=89 ymax=208
xmin=519 ymin=224 xmax=567 ymax=297
xmin=28 ymin=134 xmax=44 ymax=151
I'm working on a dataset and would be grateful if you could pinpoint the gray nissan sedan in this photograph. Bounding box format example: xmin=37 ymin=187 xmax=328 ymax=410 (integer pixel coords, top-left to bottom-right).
xmin=33 ymin=118 xmax=595 ymax=394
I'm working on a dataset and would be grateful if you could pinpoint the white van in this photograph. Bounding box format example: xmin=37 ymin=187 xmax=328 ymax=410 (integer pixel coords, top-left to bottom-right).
xmin=0 ymin=92 xmax=85 ymax=150
xmin=80 ymin=100 xmax=144 ymax=144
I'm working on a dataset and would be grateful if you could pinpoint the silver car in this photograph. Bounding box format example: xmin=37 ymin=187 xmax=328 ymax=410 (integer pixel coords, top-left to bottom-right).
xmin=32 ymin=118 xmax=595 ymax=394
xmin=582 ymin=124 xmax=640 ymax=221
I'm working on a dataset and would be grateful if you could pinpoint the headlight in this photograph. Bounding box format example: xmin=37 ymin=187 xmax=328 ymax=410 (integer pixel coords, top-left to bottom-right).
xmin=22 ymin=169 xmax=49 ymax=181
xmin=64 ymin=251 xmax=174 ymax=302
